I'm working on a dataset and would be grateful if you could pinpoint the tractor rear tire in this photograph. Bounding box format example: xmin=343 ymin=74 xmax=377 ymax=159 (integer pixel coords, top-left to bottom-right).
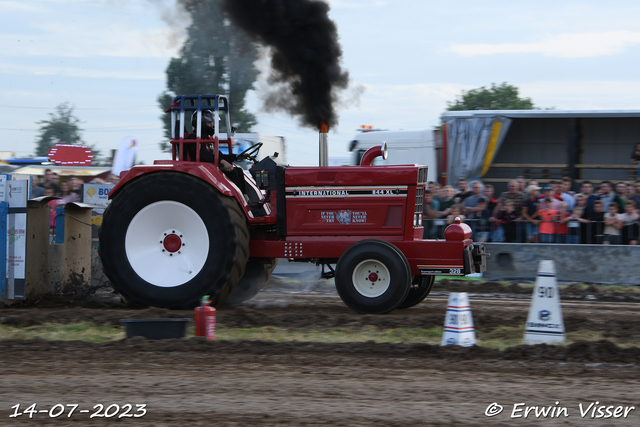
xmin=335 ymin=240 xmax=411 ymax=314
xmin=220 ymin=258 xmax=278 ymax=307
xmin=99 ymin=172 xmax=249 ymax=308
xmin=397 ymin=275 xmax=435 ymax=309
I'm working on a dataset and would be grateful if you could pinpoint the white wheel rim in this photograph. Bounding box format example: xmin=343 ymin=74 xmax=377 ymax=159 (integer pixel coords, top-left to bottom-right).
xmin=352 ymin=259 xmax=391 ymax=298
xmin=125 ymin=201 xmax=209 ymax=287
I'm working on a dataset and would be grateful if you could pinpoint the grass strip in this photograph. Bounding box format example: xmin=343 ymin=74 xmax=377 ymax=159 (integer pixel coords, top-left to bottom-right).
xmin=1 ymin=323 xmax=638 ymax=350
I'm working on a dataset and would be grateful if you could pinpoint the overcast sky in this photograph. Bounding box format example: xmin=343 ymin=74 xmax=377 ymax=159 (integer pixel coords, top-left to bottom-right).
xmin=2 ymin=0 xmax=640 ymax=166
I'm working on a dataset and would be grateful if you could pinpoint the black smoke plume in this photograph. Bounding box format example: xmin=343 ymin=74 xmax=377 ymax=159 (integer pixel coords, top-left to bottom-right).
xmin=221 ymin=0 xmax=350 ymax=130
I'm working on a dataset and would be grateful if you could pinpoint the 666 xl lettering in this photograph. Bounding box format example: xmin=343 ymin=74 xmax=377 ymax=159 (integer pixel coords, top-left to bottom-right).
xmin=10 ymin=403 xmax=147 ymax=419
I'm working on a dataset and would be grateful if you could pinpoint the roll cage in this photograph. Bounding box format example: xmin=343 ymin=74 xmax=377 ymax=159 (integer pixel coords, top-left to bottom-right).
xmin=167 ymin=95 xmax=237 ymax=163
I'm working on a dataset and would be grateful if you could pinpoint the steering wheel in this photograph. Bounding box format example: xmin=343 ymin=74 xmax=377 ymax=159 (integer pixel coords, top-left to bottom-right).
xmin=236 ymin=142 xmax=263 ymax=162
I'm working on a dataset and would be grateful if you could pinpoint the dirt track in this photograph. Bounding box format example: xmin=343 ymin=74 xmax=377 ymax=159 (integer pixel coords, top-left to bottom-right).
xmin=1 ymin=279 xmax=639 ymax=426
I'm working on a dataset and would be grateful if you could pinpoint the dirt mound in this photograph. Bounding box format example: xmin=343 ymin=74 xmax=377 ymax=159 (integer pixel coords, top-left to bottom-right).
xmin=1 ymin=337 xmax=638 ymax=366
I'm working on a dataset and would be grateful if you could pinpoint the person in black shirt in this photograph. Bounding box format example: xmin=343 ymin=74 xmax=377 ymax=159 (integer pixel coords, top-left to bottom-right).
xmin=496 ymin=200 xmax=519 ymax=243
xmin=521 ymin=185 xmax=541 ymax=243
xmin=587 ymin=200 xmax=606 ymax=244
xmin=185 ymin=110 xmax=247 ymax=195
xmin=454 ymin=178 xmax=473 ymax=203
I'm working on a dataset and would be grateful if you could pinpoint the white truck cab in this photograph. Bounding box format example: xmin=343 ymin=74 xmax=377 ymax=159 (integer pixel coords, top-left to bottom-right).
xmin=348 ymin=128 xmax=440 ymax=181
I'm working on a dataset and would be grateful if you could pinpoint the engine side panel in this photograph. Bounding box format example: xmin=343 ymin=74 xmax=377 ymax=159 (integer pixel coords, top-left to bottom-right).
xmin=283 ymin=166 xmax=421 ymax=237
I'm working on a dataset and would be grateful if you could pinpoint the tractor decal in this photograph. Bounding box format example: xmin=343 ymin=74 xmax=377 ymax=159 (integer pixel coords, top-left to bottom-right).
xmin=419 ymin=266 xmax=465 ymax=275
xmin=286 ymin=186 xmax=408 ymax=198
xmin=336 ymin=210 xmax=351 ymax=224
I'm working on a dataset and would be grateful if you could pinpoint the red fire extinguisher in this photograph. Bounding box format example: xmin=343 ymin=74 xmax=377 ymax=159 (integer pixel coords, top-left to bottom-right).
xmin=194 ymin=295 xmax=216 ymax=340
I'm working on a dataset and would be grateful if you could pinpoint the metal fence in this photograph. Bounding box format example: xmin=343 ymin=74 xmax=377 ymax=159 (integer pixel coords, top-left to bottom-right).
xmin=423 ymin=218 xmax=640 ymax=245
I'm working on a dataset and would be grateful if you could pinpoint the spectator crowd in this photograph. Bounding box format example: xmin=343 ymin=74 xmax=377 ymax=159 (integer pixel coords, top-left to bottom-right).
xmin=31 ymin=169 xmax=120 ymax=201
xmin=423 ymin=176 xmax=640 ymax=245
xmin=30 ymin=169 xmax=120 ymax=237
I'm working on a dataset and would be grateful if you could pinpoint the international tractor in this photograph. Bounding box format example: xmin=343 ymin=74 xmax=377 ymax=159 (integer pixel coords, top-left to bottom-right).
xmin=99 ymin=95 xmax=486 ymax=314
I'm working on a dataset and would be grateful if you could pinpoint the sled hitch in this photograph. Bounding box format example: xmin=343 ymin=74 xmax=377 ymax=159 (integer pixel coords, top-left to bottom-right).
xmin=320 ymin=263 xmax=336 ymax=279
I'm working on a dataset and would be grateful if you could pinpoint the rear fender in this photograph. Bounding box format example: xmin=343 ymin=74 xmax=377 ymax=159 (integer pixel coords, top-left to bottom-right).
xmin=109 ymin=164 xmax=245 ymax=207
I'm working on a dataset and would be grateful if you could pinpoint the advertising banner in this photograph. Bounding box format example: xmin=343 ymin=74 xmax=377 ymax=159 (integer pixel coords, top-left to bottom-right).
xmin=82 ymin=184 xmax=115 ymax=214
xmin=1 ymin=177 xmax=28 ymax=299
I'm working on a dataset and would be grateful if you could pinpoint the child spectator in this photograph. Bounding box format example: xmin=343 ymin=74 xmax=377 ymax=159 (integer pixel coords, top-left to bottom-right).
xmin=539 ymin=183 xmax=561 ymax=210
xmin=603 ymin=202 xmax=624 ymax=245
xmin=496 ymin=200 xmax=518 ymax=243
xmin=620 ymin=200 xmax=639 ymax=245
xmin=567 ymin=206 xmax=584 ymax=244
xmin=446 ymin=205 xmax=466 ymax=225
xmin=44 ymin=186 xmax=57 ymax=236
xmin=555 ymin=201 xmax=570 ymax=243
xmin=537 ymin=198 xmax=558 ymax=243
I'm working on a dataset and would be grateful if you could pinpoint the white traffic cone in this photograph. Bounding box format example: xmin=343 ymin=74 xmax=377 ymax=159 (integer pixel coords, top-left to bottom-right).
xmin=523 ymin=260 xmax=566 ymax=344
xmin=441 ymin=292 xmax=476 ymax=347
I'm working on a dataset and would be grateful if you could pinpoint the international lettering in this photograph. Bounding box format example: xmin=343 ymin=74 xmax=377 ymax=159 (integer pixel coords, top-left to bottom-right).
xmin=297 ymin=190 xmax=348 ymax=196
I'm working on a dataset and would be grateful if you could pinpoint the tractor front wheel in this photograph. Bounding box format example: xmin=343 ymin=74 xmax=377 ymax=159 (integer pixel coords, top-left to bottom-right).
xmin=335 ymin=240 xmax=411 ymax=314
xmin=99 ymin=172 xmax=249 ymax=308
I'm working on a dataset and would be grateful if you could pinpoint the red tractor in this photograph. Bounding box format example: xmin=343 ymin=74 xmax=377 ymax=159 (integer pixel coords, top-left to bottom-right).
xmin=99 ymin=95 xmax=486 ymax=314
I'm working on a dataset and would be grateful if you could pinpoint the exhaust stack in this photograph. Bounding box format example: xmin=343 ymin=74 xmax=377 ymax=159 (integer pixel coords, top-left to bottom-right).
xmin=319 ymin=122 xmax=329 ymax=167
xmin=360 ymin=142 xmax=388 ymax=166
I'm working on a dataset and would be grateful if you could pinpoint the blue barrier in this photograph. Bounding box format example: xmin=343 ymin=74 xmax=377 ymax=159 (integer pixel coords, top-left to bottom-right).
xmin=55 ymin=207 xmax=65 ymax=244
